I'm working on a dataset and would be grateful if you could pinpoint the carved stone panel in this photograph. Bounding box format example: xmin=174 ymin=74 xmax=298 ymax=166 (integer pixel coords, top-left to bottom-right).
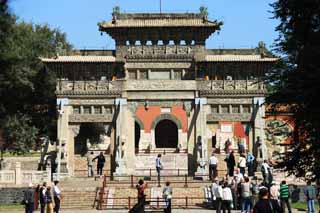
xmin=125 ymin=80 xmax=196 ymax=91
xmin=207 ymin=113 xmax=252 ymax=122
xmin=125 ymin=62 xmax=192 ymax=69
xmin=69 ymin=114 xmax=113 ymax=123
xmin=224 ymin=81 xmax=235 ymax=90
xmin=212 ymin=81 xmax=223 ymax=90
xmin=197 ymin=81 xmax=211 ymax=90
xmin=207 ymin=98 xmax=252 ymax=104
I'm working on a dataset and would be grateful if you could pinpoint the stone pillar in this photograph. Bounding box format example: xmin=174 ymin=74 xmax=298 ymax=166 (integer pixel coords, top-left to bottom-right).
xmin=46 ymin=162 xmax=52 ymax=183
xmin=195 ymin=98 xmax=208 ymax=177
xmin=123 ymin=109 xmax=135 ymax=174
xmin=56 ymin=99 xmax=70 ymax=179
xmin=248 ymin=124 xmax=254 ymax=154
xmin=253 ymin=97 xmax=267 ymax=160
xmin=15 ymin=162 xmax=21 ymax=185
xmin=68 ymin=125 xmax=80 ymax=176
xmin=115 ymin=98 xmax=127 ymax=175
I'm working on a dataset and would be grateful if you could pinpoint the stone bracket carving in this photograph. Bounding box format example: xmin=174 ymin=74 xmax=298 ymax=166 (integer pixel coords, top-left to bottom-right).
xmin=69 ymin=125 xmax=80 ymax=137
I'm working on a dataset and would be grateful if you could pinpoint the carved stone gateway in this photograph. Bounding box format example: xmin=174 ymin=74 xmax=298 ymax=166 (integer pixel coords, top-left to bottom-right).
xmin=42 ymin=11 xmax=277 ymax=178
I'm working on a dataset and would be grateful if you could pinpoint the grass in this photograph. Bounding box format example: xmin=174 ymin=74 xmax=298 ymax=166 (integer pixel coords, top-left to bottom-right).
xmin=291 ymin=201 xmax=319 ymax=211
xmin=0 ymin=204 xmax=23 ymax=210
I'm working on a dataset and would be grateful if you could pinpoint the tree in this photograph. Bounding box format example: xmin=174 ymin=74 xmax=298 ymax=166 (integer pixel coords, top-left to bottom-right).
xmin=2 ymin=114 xmax=38 ymax=154
xmin=0 ymin=1 xmax=72 ymax=153
xmin=268 ymin=0 xmax=320 ymax=180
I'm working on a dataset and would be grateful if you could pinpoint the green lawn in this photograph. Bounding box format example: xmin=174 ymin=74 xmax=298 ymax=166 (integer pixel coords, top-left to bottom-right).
xmin=0 ymin=204 xmax=24 ymax=210
xmin=291 ymin=201 xmax=319 ymax=211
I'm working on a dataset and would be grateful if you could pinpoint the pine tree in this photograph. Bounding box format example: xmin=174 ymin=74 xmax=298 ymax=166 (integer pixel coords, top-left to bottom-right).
xmin=268 ymin=0 xmax=320 ymax=180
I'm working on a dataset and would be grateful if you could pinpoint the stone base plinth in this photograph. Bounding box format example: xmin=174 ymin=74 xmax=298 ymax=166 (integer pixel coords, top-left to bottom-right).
xmin=135 ymin=152 xmax=188 ymax=176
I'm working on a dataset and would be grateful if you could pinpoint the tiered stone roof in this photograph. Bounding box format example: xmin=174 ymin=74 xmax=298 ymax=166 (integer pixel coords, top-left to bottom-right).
xmin=41 ymin=55 xmax=116 ymax=63
xmin=99 ymin=13 xmax=219 ymax=28
xmin=205 ymin=55 xmax=278 ymax=62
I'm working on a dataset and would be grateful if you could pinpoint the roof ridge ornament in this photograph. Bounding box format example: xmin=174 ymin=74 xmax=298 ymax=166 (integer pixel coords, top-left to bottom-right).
xmin=199 ymin=6 xmax=208 ymax=19
xmin=112 ymin=6 xmax=120 ymax=23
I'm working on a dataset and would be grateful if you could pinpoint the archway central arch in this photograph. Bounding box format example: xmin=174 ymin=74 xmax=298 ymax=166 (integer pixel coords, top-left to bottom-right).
xmin=151 ymin=114 xmax=182 ymax=149
xmin=155 ymin=120 xmax=178 ymax=148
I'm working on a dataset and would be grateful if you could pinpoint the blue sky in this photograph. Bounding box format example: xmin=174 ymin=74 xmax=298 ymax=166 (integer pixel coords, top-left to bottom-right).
xmin=10 ymin=0 xmax=279 ymax=50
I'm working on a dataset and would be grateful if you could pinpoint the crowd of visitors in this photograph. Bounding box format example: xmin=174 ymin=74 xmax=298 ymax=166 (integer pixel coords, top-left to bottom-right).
xmin=23 ymin=180 xmax=61 ymax=213
xmin=207 ymin=173 xmax=320 ymax=213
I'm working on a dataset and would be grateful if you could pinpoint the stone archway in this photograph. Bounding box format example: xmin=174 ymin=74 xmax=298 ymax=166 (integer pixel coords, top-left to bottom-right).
xmin=155 ymin=119 xmax=178 ymax=148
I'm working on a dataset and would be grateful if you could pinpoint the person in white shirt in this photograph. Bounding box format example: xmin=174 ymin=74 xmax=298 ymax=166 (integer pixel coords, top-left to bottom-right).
xmin=53 ymin=180 xmax=61 ymax=213
xmin=155 ymin=154 xmax=162 ymax=184
xmin=234 ymin=168 xmax=244 ymax=184
xmin=222 ymin=182 xmax=233 ymax=213
xmin=238 ymin=153 xmax=246 ymax=176
xmin=261 ymin=160 xmax=270 ymax=184
xmin=214 ymin=181 xmax=224 ymax=213
xmin=209 ymin=153 xmax=219 ymax=180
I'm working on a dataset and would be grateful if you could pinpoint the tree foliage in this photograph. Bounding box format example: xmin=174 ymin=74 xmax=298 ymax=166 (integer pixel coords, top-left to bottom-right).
xmin=0 ymin=1 xmax=72 ymax=153
xmin=2 ymin=114 xmax=38 ymax=154
xmin=268 ymin=0 xmax=320 ymax=180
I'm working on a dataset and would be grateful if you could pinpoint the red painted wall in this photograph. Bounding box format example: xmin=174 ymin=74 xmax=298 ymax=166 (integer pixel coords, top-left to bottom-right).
xmin=136 ymin=105 xmax=187 ymax=133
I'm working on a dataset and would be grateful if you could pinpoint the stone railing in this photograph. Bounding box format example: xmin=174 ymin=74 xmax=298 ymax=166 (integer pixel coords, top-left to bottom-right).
xmin=0 ymin=162 xmax=51 ymax=185
xmin=56 ymin=80 xmax=123 ymax=93
xmin=197 ymin=80 xmax=265 ymax=91
xmin=56 ymin=79 xmax=265 ymax=94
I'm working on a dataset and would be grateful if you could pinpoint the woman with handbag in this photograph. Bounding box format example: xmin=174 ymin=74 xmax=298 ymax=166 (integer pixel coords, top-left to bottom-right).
xmin=45 ymin=186 xmax=54 ymax=213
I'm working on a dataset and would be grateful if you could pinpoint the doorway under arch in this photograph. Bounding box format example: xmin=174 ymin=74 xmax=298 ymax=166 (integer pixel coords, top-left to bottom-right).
xmin=135 ymin=122 xmax=141 ymax=149
xmin=155 ymin=119 xmax=178 ymax=148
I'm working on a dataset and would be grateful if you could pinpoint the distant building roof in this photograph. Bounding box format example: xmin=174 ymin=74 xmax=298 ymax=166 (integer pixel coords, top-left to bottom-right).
xmin=41 ymin=56 xmax=116 ymax=63
xmin=205 ymin=55 xmax=278 ymax=62
xmin=99 ymin=13 xmax=220 ymax=28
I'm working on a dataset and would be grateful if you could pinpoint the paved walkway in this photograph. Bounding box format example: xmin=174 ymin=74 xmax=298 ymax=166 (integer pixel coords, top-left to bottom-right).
xmin=0 ymin=209 xmax=305 ymax=213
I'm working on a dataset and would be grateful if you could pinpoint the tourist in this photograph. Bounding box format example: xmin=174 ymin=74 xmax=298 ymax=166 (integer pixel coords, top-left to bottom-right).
xmin=255 ymin=137 xmax=263 ymax=159
xmin=253 ymin=187 xmax=282 ymax=213
xmin=238 ymin=153 xmax=246 ymax=176
xmin=209 ymin=152 xmax=218 ymax=180
xmin=222 ymin=182 xmax=233 ymax=213
xmin=156 ymin=154 xmax=162 ymax=183
xmin=53 ymin=180 xmax=61 ymax=213
xmin=213 ymin=181 xmax=223 ymax=213
xmin=261 ymin=160 xmax=270 ymax=185
xmin=280 ymin=180 xmax=292 ymax=213
xmin=270 ymin=181 xmax=280 ymax=204
xmin=250 ymin=177 xmax=260 ymax=207
xmin=234 ymin=168 xmax=244 ymax=184
xmin=246 ymin=152 xmax=255 ymax=177
xmin=224 ymin=139 xmax=232 ymax=153
xmin=230 ymin=177 xmax=238 ymax=210
xmin=163 ymin=181 xmax=173 ymax=213
xmin=39 ymin=182 xmax=47 ymax=213
xmin=23 ymin=183 xmax=35 ymax=213
xmin=34 ymin=184 xmax=40 ymax=210
xmin=93 ymin=152 xmax=106 ymax=176
xmin=137 ymin=179 xmax=148 ymax=207
xmin=238 ymin=138 xmax=245 ymax=154
xmin=241 ymin=177 xmax=252 ymax=213
xmin=291 ymin=185 xmax=300 ymax=203
xmin=304 ymin=180 xmax=317 ymax=213
xmin=87 ymin=151 xmax=94 ymax=177
xmin=226 ymin=151 xmax=235 ymax=177
xmin=46 ymin=186 xmax=54 ymax=213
